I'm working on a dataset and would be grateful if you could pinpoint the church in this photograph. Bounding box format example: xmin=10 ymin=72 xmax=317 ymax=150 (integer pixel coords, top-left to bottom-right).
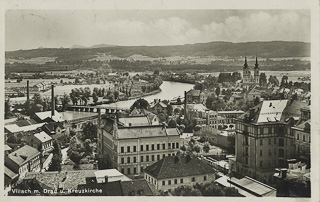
xmin=242 ymin=56 xmax=260 ymax=89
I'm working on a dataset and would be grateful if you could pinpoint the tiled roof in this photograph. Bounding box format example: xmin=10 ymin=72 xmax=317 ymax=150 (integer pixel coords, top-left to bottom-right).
xmin=7 ymin=145 xmax=40 ymax=166
xmin=294 ymin=120 xmax=311 ymax=131
xmin=5 ymin=123 xmax=45 ymax=133
xmin=144 ymin=155 xmax=216 ymax=179
xmin=116 ymin=126 xmax=179 ymax=139
xmin=93 ymin=169 xmax=131 ymax=183
xmin=25 ymin=171 xmax=87 ymax=191
xmin=42 ymin=122 xmax=64 ymax=132
xmin=187 ymin=90 xmax=201 ymax=96
xmin=34 ymin=131 xmax=53 ymax=143
xmin=257 ymin=100 xmax=288 ymax=123
xmin=165 ymin=128 xmax=180 ymax=136
xmin=121 ymin=179 xmax=155 ymax=196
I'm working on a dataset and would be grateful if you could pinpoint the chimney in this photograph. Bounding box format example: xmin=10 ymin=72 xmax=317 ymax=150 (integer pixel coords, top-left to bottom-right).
xmin=104 ymin=176 xmax=108 ymax=183
xmin=27 ymin=80 xmax=30 ymax=102
xmin=281 ymin=168 xmax=288 ymax=178
xmin=51 ymin=84 xmax=55 ymax=117
xmin=184 ymin=91 xmax=187 ymax=116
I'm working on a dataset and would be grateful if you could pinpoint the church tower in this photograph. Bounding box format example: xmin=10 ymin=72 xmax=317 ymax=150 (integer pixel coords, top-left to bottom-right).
xmin=254 ymin=56 xmax=260 ymax=85
xmin=243 ymin=57 xmax=250 ymax=84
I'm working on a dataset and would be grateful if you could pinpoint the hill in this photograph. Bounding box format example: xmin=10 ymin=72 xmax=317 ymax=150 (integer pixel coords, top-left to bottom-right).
xmin=6 ymin=41 xmax=310 ymax=60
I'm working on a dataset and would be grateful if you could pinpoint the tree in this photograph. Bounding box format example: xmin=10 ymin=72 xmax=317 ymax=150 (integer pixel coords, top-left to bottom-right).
xmin=215 ymin=86 xmax=221 ymax=96
xmin=193 ymin=145 xmax=201 ymax=155
xmin=60 ymin=93 xmax=70 ymax=111
xmin=69 ymin=151 xmax=83 ymax=166
xmin=5 ymin=99 xmax=11 ymax=119
xmin=82 ymin=122 xmax=98 ymax=141
xmin=48 ymin=154 xmax=61 ymax=171
xmin=203 ymin=143 xmax=210 ymax=154
xmin=98 ymin=154 xmax=112 ymax=170
xmin=113 ymin=90 xmax=119 ymax=100
xmin=259 ymin=73 xmax=267 ymax=86
xmin=130 ymin=98 xmax=149 ymax=111
xmin=254 ymin=96 xmax=260 ymax=105
xmin=180 ymin=145 xmax=187 ymax=152
xmin=168 ymin=119 xmax=177 ymax=128
xmin=84 ymin=139 xmax=92 ymax=153
xmin=205 ymin=94 xmax=215 ymax=109
xmin=92 ymin=92 xmax=99 ymax=105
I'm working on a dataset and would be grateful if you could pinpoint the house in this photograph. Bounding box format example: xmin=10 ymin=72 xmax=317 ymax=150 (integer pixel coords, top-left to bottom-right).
xmin=98 ymin=117 xmax=181 ymax=175
xmin=247 ymin=87 xmax=262 ymax=102
xmin=186 ymin=90 xmax=205 ymax=104
xmin=41 ymin=122 xmax=66 ymax=139
xmin=27 ymin=131 xmax=54 ymax=154
xmin=150 ymin=100 xmax=168 ymax=114
xmin=5 ymin=145 xmax=41 ymax=178
xmin=230 ymin=99 xmax=308 ymax=186
xmin=32 ymin=110 xmax=64 ymax=123
xmin=5 ymin=122 xmax=45 ymax=144
xmin=292 ymin=120 xmax=311 ymax=165
xmin=144 ymin=155 xmax=216 ymax=192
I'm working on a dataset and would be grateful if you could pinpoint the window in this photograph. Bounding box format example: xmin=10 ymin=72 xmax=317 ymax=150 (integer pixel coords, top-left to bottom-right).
xmin=260 ymin=161 xmax=263 ymax=167
xmin=157 ymin=144 xmax=160 ymax=150
xmin=146 ymin=145 xmax=149 ymax=151
xmin=127 ymin=157 xmax=130 ymax=163
xmin=260 ymin=150 xmax=263 ymax=156
xmin=274 ymin=149 xmax=277 ymax=156
xmin=260 ymin=139 xmax=263 ymax=145
xmin=141 ymin=156 xmax=144 ymax=162
xmin=121 ymin=168 xmax=124 ymax=173
xmin=191 ymin=177 xmax=195 ymax=182
xmin=260 ymin=128 xmax=263 ymax=134
xmin=268 ymin=127 xmax=272 ymax=134
xmin=141 ymin=166 xmax=144 ymax=173
xmin=168 ymin=154 xmax=171 ymax=156
xmin=146 ymin=155 xmax=149 ymax=162
xmin=163 ymin=154 xmax=165 ymax=158
xmin=141 ymin=145 xmax=144 ymax=151
xmin=157 ymin=155 xmax=160 ymax=161
xmin=268 ymin=149 xmax=272 ymax=156
xmin=176 ymin=142 xmax=179 ymax=148
xmin=303 ymin=135 xmax=305 ymax=142
xmin=121 ymin=147 xmax=124 ymax=153
xmin=279 ymin=149 xmax=284 ymax=157
xmin=152 ymin=144 xmax=155 ymax=150
xmin=279 ymin=138 xmax=284 ymax=147
xmin=133 ymin=146 xmax=136 ymax=152
xmin=180 ymin=179 xmax=183 ymax=183
xmin=168 ymin=143 xmax=171 ymax=149
xmin=134 ymin=157 xmax=136 ymax=163
xmin=134 ymin=167 xmax=137 ymax=174
xmin=174 ymin=179 xmax=177 ymax=184
xmin=274 ymin=138 xmax=277 ymax=144
xmin=297 ymin=134 xmax=300 ymax=140
xmin=127 ymin=146 xmax=130 ymax=153
xmin=121 ymin=158 xmax=124 ymax=164
xmin=168 ymin=180 xmax=171 ymax=185
xmin=268 ymin=139 xmax=271 ymax=145
xmin=162 ymin=181 xmax=165 ymax=185
xmin=204 ymin=176 xmax=207 ymax=181
xmin=152 ymin=155 xmax=154 ymax=161
xmin=162 ymin=143 xmax=165 ymax=150
xmin=172 ymin=143 xmax=175 ymax=149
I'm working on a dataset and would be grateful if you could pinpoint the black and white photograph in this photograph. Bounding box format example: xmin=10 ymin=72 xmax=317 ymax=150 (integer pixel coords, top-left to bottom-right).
xmin=2 ymin=0 xmax=319 ymax=200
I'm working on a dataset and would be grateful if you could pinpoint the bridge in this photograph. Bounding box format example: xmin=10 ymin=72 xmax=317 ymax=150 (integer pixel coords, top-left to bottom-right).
xmin=67 ymin=105 xmax=128 ymax=113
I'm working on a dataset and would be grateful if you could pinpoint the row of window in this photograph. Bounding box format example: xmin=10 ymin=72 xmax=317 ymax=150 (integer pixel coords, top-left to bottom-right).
xmin=296 ymin=133 xmax=310 ymax=143
xmin=160 ymin=176 xmax=207 ymax=186
xmin=120 ymin=167 xmax=137 ymax=175
xmin=120 ymin=142 xmax=180 ymax=153
xmin=120 ymin=153 xmax=177 ymax=164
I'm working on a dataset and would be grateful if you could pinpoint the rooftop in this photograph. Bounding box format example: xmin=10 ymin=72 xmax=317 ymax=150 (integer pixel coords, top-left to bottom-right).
xmin=5 ymin=122 xmax=45 ymax=133
xmin=7 ymin=145 xmax=40 ymax=166
xmin=34 ymin=131 xmax=53 ymax=143
xmin=118 ymin=116 xmax=151 ymax=127
xmin=34 ymin=110 xmax=64 ymax=122
xmin=144 ymin=155 xmax=216 ymax=179
xmin=116 ymin=125 xmax=180 ymax=139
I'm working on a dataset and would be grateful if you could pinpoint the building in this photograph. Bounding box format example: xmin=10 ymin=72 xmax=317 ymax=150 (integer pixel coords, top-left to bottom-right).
xmin=186 ymin=90 xmax=202 ymax=104
xmin=5 ymin=145 xmax=41 ymax=178
xmin=150 ymin=100 xmax=168 ymax=114
xmin=215 ymin=175 xmax=276 ymax=197
xmin=247 ymin=87 xmax=262 ymax=102
xmin=242 ymin=57 xmax=259 ymax=89
xmin=41 ymin=122 xmax=66 ymax=139
xmin=4 ymin=166 xmax=19 ymax=195
xmin=32 ymin=110 xmax=64 ymax=123
xmin=144 ymin=155 xmax=216 ymax=192
xmin=292 ymin=120 xmax=311 ymax=165
xmin=230 ymin=99 xmax=308 ymax=186
xmin=27 ymin=131 xmax=54 ymax=154
xmin=97 ymin=116 xmax=181 ymax=175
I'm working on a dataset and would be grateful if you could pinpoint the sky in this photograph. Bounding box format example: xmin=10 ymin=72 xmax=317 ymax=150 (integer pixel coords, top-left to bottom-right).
xmin=5 ymin=9 xmax=311 ymax=51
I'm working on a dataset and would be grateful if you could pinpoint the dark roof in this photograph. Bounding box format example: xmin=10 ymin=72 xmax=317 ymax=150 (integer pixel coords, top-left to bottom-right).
xmin=144 ymin=155 xmax=216 ymax=179
xmin=187 ymin=90 xmax=201 ymax=97
xmin=77 ymin=181 xmax=123 ymax=196
xmin=121 ymin=179 xmax=156 ymax=196
xmin=7 ymin=145 xmax=40 ymax=166
xmin=15 ymin=119 xmax=37 ymax=127
xmin=4 ymin=166 xmax=18 ymax=182
xmin=42 ymin=122 xmax=64 ymax=132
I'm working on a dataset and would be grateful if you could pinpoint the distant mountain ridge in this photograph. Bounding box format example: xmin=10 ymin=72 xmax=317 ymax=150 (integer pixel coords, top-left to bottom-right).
xmin=6 ymin=41 xmax=310 ymax=59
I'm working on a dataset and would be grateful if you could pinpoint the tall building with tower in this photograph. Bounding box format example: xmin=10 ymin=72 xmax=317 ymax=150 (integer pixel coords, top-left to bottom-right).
xmin=242 ymin=56 xmax=260 ymax=89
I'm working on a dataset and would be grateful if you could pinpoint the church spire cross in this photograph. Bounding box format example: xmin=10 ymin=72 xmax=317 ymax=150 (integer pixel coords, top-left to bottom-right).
xmin=244 ymin=56 xmax=248 ymax=69
xmin=255 ymin=55 xmax=259 ymax=69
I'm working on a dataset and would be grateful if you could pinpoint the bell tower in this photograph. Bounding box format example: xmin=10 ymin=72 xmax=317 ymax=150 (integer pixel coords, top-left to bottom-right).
xmin=243 ymin=57 xmax=250 ymax=84
xmin=254 ymin=56 xmax=260 ymax=85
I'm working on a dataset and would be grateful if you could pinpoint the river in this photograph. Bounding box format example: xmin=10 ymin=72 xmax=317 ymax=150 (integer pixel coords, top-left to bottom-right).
xmin=99 ymin=81 xmax=194 ymax=109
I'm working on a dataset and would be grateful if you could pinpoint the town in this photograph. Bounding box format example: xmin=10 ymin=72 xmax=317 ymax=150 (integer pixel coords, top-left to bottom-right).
xmin=4 ymin=55 xmax=311 ymax=197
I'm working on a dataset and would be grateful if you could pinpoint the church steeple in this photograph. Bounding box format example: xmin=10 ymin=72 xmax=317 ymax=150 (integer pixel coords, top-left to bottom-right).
xmin=255 ymin=55 xmax=259 ymax=69
xmin=244 ymin=57 xmax=248 ymax=69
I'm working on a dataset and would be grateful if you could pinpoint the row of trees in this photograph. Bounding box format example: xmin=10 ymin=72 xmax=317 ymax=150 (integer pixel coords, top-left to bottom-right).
xmin=165 ymin=181 xmax=239 ymax=196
